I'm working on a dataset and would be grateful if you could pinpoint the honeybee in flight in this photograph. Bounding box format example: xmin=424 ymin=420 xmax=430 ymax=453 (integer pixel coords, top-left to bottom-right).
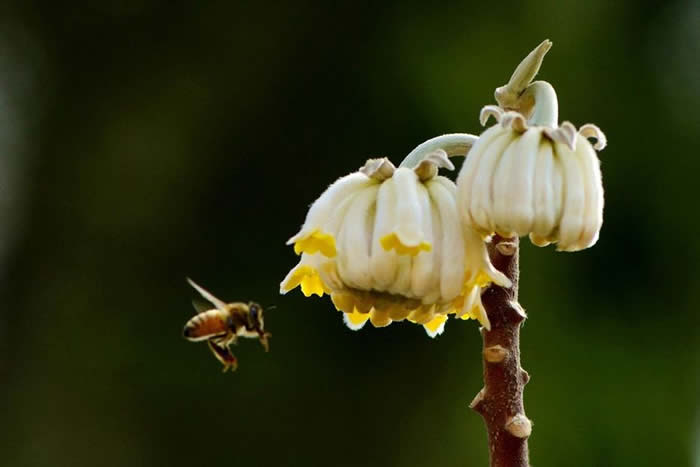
xmin=183 ymin=278 xmax=271 ymax=372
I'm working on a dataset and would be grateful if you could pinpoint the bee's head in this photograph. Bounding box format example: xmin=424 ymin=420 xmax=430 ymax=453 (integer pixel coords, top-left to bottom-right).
xmin=248 ymin=302 xmax=264 ymax=331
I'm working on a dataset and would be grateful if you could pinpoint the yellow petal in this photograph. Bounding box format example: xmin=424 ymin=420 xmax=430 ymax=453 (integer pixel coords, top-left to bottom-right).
xmin=468 ymin=271 xmax=493 ymax=288
xmin=331 ymin=293 xmax=354 ymax=314
xmin=293 ymin=229 xmax=337 ymax=257
xmin=407 ymin=304 xmax=436 ymax=324
xmin=369 ymin=308 xmax=392 ymax=327
xmin=300 ymin=274 xmax=327 ymax=297
xmin=379 ymin=233 xmax=431 ymax=256
xmin=280 ymin=265 xmax=328 ymax=297
xmin=343 ymin=310 xmax=370 ymax=331
xmin=423 ymin=314 xmax=448 ymax=337
xmin=386 ymin=303 xmax=411 ymax=321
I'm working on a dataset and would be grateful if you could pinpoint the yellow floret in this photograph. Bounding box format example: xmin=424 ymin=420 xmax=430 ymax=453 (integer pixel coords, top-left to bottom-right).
xmin=458 ymin=307 xmax=477 ymax=321
xmin=407 ymin=304 xmax=437 ymax=324
xmin=293 ymin=230 xmax=337 ymax=257
xmin=301 ymin=274 xmax=327 ymax=297
xmin=345 ymin=310 xmax=370 ymax=327
xmin=330 ymin=293 xmax=355 ymax=314
xmin=281 ymin=265 xmax=329 ymax=297
xmin=423 ymin=314 xmax=448 ymax=334
xmin=379 ymin=233 xmax=431 ymax=256
xmin=369 ymin=308 xmax=392 ymax=327
xmin=468 ymin=270 xmax=493 ymax=288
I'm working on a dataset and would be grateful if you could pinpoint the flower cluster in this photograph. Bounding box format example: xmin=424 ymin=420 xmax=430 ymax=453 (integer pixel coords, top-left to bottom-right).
xmin=280 ymin=40 xmax=606 ymax=337
xmin=281 ymin=149 xmax=510 ymax=336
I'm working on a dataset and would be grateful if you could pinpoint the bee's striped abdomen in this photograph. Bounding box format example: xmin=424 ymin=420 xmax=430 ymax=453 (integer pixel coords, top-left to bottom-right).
xmin=183 ymin=309 xmax=229 ymax=341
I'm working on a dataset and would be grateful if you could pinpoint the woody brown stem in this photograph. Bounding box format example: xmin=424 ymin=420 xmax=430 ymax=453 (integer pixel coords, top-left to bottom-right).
xmin=470 ymin=236 xmax=531 ymax=467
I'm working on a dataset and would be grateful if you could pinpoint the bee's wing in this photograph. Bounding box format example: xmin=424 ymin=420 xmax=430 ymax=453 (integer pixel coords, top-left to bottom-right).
xmin=187 ymin=278 xmax=228 ymax=312
xmin=191 ymin=298 xmax=212 ymax=315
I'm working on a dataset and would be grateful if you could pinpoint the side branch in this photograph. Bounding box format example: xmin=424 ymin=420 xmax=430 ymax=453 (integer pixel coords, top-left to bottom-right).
xmin=471 ymin=236 xmax=531 ymax=467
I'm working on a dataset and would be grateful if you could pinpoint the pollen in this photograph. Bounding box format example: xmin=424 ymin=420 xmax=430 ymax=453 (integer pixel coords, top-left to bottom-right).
xmin=379 ymin=232 xmax=432 ymax=256
xmin=293 ymin=229 xmax=337 ymax=257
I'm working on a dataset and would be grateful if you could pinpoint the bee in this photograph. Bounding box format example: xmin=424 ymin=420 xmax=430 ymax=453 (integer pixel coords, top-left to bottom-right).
xmin=183 ymin=278 xmax=271 ymax=372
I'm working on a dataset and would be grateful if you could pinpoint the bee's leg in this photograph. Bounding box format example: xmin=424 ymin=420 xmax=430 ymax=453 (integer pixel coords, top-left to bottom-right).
xmin=216 ymin=332 xmax=238 ymax=348
xmin=207 ymin=339 xmax=238 ymax=372
xmin=258 ymin=331 xmax=271 ymax=352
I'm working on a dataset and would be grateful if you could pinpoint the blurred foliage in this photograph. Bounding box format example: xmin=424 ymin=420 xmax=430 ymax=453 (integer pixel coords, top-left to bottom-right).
xmin=1 ymin=1 xmax=698 ymax=466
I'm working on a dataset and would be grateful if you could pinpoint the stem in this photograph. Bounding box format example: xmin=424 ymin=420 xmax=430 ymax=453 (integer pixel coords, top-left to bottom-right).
xmin=398 ymin=133 xmax=477 ymax=168
xmin=521 ymin=81 xmax=558 ymax=127
xmin=470 ymin=236 xmax=531 ymax=467
xmin=494 ymin=40 xmax=559 ymax=128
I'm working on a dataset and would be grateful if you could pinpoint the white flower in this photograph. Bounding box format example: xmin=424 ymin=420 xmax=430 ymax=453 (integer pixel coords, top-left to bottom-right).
xmin=281 ymin=140 xmax=511 ymax=336
xmin=457 ymin=107 xmax=606 ymax=251
xmin=457 ymin=39 xmax=607 ymax=252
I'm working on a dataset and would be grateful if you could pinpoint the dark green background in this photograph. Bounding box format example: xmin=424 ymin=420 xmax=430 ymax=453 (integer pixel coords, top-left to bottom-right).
xmin=1 ymin=1 xmax=698 ymax=466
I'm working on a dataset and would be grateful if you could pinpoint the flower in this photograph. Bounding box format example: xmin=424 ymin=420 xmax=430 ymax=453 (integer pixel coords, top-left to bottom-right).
xmin=456 ymin=40 xmax=607 ymax=252
xmin=457 ymin=107 xmax=606 ymax=251
xmin=281 ymin=143 xmax=511 ymax=336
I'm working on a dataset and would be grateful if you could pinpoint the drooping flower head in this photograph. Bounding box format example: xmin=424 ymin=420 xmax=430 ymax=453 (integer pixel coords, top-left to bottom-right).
xmin=456 ymin=40 xmax=607 ymax=251
xmin=281 ymin=136 xmax=511 ymax=336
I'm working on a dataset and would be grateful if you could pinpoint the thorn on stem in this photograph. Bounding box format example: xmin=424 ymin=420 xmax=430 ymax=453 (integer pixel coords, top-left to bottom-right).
xmin=508 ymin=300 xmax=527 ymax=321
xmin=469 ymin=388 xmax=486 ymax=412
xmin=520 ymin=368 xmax=530 ymax=385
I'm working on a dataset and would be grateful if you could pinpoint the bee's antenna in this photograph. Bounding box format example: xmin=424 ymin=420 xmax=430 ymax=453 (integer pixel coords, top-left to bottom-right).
xmin=266 ymin=305 xmax=278 ymax=311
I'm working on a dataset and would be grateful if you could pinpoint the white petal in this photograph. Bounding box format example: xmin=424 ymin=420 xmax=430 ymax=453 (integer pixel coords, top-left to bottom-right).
xmin=503 ymin=129 xmax=540 ymax=235
xmin=388 ymin=254 xmax=413 ymax=297
xmin=336 ymin=185 xmax=378 ymax=290
xmin=456 ymin=125 xmax=504 ymax=227
xmin=423 ymin=194 xmax=443 ymax=304
xmin=370 ymin=178 xmax=398 ymax=290
xmin=287 ymin=172 xmax=374 ymax=244
xmin=391 ymin=167 xmax=424 ymax=247
xmin=463 ymin=226 xmax=511 ymax=289
xmin=556 ymin=142 xmax=586 ymax=251
xmin=531 ymin=141 xmax=557 ymax=239
xmin=410 ymin=183 xmax=437 ymax=297
xmin=574 ymin=140 xmax=604 ymax=249
xmin=427 ymin=179 xmax=465 ymax=302
xmin=460 ymin=285 xmax=491 ymax=331
xmin=491 ymin=136 xmax=520 ymax=237
xmin=470 ymin=131 xmax=516 ymax=235
xmin=303 ymin=253 xmax=344 ymax=293
xmin=552 ymin=152 xmax=565 ymax=229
